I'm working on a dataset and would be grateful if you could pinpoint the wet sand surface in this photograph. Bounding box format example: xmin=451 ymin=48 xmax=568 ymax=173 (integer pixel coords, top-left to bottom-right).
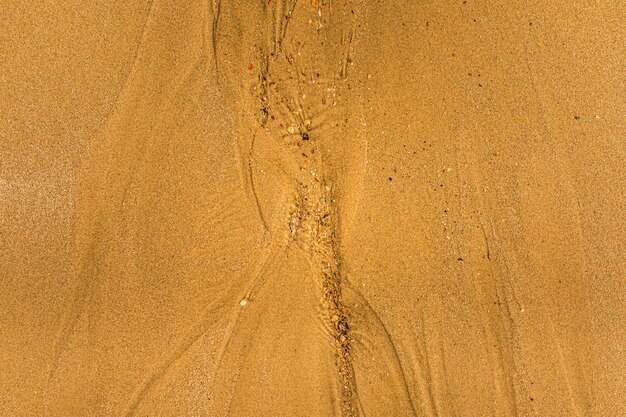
xmin=1 ymin=1 xmax=625 ymax=416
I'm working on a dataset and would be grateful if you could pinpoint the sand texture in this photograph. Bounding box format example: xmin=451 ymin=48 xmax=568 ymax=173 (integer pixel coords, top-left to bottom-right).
xmin=1 ymin=1 xmax=625 ymax=416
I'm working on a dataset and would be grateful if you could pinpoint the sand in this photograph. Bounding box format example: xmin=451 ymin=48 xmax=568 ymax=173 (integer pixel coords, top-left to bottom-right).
xmin=1 ymin=1 xmax=624 ymax=416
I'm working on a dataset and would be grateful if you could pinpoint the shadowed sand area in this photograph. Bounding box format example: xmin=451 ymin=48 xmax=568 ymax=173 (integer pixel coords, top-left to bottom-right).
xmin=1 ymin=1 xmax=624 ymax=416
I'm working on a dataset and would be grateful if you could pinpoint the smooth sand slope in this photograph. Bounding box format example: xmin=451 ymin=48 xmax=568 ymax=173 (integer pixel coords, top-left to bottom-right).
xmin=1 ymin=1 xmax=624 ymax=416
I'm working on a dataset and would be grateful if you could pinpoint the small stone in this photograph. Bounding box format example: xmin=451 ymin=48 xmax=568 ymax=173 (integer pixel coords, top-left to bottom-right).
xmin=239 ymin=299 xmax=249 ymax=307
xmin=287 ymin=126 xmax=295 ymax=134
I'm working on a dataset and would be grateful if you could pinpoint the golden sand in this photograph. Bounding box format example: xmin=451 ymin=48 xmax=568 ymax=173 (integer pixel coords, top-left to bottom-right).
xmin=1 ymin=1 xmax=624 ymax=416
